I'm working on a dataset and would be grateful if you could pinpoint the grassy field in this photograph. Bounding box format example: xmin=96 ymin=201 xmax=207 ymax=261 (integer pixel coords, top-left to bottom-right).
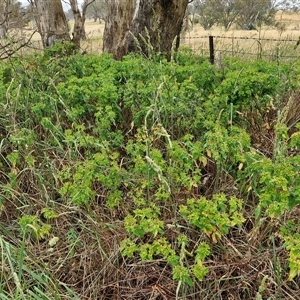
xmin=24 ymin=10 xmax=300 ymax=58
xmin=181 ymin=10 xmax=300 ymax=62
xmin=186 ymin=10 xmax=300 ymax=38
xmin=80 ymin=10 xmax=300 ymax=40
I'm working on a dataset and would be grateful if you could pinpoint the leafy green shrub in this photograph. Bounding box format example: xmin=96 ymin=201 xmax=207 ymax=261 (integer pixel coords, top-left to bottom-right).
xmin=212 ymin=59 xmax=288 ymax=127
xmin=1 ymin=48 xmax=300 ymax=298
xmin=280 ymin=219 xmax=300 ymax=280
xmin=180 ymin=194 xmax=245 ymax=242
xmin=239 ymin=123 xmax=300 ymax=218
xmin=59 ymin=146 xmax=124 ymax=207
xmin=43 ymin=41 xmax=77 ymax=57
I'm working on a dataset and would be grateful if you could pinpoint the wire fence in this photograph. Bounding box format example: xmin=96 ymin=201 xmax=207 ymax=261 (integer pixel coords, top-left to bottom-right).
xmin=180 ymin=34 xmax=300 ymax=63
xmin=15 ymin=34 xmax=300 ymax=64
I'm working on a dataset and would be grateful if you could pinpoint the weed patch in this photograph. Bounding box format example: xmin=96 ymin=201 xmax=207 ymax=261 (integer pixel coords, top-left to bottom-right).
xmin=0 ymin=49 xmax=300 ymax=299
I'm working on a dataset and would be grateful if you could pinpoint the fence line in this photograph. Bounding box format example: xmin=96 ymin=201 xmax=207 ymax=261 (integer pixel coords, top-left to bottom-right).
xmin=182 ymin=35 xmax=299 ymax=42
xmin=13 ymin=34 xmax=300 ymax=63
xmin=180 ymin=35 xmax=300 ymax=63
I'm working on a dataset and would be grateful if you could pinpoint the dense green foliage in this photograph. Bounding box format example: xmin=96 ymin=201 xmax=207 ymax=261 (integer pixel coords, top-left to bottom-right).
xmin=0 ymin=47 xmax=300 ymax=299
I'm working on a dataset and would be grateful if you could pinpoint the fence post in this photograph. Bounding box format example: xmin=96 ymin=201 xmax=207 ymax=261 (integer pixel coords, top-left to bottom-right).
xmin=209 ymin=35 xmax=214 ymax=64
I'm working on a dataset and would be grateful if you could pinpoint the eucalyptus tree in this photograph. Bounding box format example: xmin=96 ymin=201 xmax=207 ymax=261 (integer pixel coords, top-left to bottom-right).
xmin=0 ymin=0 xmax=35 ymax=59
xmin=69 ymin=0 xmax=95 ymax=47
xmin=192 ymin=0 xmax=281 ymax=31
xmin=103 ymin=0 xmax=190 ymax=60
xmin=31 ymin=0 xmax=70 ymax=47
xmin=85 ymin=0 xmax=109 ymax=23
xmin=29 ymin=0 xmax=96 ymax=49
xmin=0 ymin=0 xmax=24 ymax=39
xmin=234 ymin=0 xmax=276 ymax=30
xmin=0 ymin=0 xmax=10 ymax=39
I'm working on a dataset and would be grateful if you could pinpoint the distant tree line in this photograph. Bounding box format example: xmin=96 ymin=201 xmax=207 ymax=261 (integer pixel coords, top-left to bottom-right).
xmin=188 ymin=0 xmax=299 ymax=30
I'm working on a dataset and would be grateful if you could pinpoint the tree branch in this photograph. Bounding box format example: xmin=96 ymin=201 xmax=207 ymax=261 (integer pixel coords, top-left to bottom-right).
xmin=0 ymin=30 xmax=37 ymax=60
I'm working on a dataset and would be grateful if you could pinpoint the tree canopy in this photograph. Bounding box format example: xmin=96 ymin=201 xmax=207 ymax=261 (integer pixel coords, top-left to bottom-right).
xmin=189 ymin=0 xmax=298 ymax=30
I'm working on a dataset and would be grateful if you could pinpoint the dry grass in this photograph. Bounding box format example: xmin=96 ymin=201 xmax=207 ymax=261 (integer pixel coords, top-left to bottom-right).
xmin=20 ymin=11 xmax=300 ymax=58
xmin=180 ymin=11 xmax=300 ymax=62
xmin=186 ymin=10 xmax=300 ymax=38
xmin=3 ymin=182 xmax=298 ymax=299
xmin=83 ymin=10 xmax=300 ymax=40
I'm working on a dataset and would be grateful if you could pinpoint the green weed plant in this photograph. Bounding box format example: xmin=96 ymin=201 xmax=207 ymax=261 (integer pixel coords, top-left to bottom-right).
xmin=0 ymin=47 xmax=300 ymax=298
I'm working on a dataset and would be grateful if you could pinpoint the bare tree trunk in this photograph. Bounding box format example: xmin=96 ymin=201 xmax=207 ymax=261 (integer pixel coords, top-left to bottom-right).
xmin=128 ymin=0 xmax=189 ymax=59
xmin=103 ymin=0 xmax=136 ymax=60
xmin=0 ymin=25 xmax=8 ymax=40
xmin=69 ymin=0 xmax=94 ymax=49
xmin=34 ymin=0 xmax=70 ymax=48
xmin=0 ymin=0 xmax=9 ymax=40
xmin=103 ymin=0 xmax=189 ymax=60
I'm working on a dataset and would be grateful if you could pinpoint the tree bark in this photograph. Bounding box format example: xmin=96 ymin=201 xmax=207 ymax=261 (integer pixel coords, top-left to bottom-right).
xmin=0 ymin=25 xmax=8 ymax=40
xmin=103 ymin=0 xmax=189 ymax=60
xmin=0 ymin=0 xmax=10 ymax=40
xmin=128 ymin=0 xmax=189 ymax=59
xmin=103 ymin=0 xmax=135 ymax=60
xmin=69 ymin=0 xmax=94 ymax=49
xmin=34 ymin=0 xmax=70 ymax=48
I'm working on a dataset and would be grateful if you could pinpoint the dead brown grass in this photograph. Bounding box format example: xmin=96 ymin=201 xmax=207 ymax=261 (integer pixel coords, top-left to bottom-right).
xmin=24 ymin=11 xmax=300 ymax=57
